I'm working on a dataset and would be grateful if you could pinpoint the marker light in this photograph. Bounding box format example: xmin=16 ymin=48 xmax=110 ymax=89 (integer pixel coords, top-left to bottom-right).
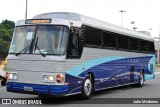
xmin=25 ymin=19 xmax=52 ymax=24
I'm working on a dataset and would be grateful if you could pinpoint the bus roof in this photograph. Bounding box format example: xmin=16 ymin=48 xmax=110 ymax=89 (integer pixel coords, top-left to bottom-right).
xmin=33 ymin=12 xmax=154 ymax=42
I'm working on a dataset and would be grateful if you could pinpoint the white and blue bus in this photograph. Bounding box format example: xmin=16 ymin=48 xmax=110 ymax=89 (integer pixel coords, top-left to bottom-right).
xmin=7 ymin=12 xmax=155 ymax=99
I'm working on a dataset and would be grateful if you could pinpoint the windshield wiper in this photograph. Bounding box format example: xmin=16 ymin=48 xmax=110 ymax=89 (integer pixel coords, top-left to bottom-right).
xmin=15 ymin=46 xmax=31 ymax=56
xmin=15 ymin=38 xmax=34 ymax=56
xmin=34 ymin=37 xmax=46 ymax=57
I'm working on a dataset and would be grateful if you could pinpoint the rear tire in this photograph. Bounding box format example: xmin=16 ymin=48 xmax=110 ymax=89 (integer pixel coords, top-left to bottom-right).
xmin=80 ymin=75 xmax=93 ymax=99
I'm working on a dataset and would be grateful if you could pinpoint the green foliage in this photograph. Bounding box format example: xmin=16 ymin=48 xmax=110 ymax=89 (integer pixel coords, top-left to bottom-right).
xmin=2 ymin=20 xmax=15 ymax=29
xmin=3 ymin=67 xmax=8 ymax=72
xmin=156 ymin=64 xmax=160 ymax=68
xmin=0 ymin=20 xmax=15 ymax=59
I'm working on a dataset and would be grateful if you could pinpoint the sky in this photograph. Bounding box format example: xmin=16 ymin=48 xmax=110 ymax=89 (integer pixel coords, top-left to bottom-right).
xmin=0 ymin=0 xmax=160 ymax=37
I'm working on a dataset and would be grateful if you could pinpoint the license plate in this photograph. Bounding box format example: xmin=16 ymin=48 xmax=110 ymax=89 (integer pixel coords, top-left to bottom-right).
xmin=24 ymin=86 xmax=33 ymax=91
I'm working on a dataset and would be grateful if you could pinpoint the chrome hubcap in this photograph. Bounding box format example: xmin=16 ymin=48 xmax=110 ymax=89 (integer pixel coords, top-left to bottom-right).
xmin=84 ymin=79 xmax=92 ymax=96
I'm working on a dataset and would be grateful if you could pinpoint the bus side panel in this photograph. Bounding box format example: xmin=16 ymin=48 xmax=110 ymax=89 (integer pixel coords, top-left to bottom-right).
xmin=74 ymin=56 xmax=154 ymax=91
xmin=65 ymin=74 xmax=84 ymax=95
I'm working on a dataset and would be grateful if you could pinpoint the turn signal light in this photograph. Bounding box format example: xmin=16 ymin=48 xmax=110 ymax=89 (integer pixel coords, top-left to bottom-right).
xmin=56 ymin=74 xmax=64 ymax=83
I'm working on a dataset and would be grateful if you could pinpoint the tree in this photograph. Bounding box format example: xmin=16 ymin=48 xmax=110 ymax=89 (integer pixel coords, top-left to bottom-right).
xmin=0 ymin=20 xmax=15 ymax=60
xmin=2 ymin=20 xmax=15 ymax=29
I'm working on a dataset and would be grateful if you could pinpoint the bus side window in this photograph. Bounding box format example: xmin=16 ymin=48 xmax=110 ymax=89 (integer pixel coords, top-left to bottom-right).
xmin=67 ymin=33 xmax=79 ymax=58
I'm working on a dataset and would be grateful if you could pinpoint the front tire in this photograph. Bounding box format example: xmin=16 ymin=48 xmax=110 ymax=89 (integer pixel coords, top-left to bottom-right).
xmin=80 ymin=75 xmax=93 ymax=99
xmin=136 ymin=71 xmax=144 ymax=87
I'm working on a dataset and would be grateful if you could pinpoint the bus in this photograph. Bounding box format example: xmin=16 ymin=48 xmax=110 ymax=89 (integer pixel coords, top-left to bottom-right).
xmin=6 ymin=12 xmax=155 ymax=99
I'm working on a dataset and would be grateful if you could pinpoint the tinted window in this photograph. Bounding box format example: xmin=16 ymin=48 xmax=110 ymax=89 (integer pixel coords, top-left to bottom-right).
xmin=103 ymin=32 xmax=116 ymax=48
xmin=117 ymin=35 xmax=129 ymax=49
xmin=140 ymin=40 xmax=147 ymax=52
xmin=84 ymin=27 xmax=101 ymax=46
xmin=148 ymin=42 xmax=155 ymax=53
xmin=130 ymin=38 xmax=139 ymax=51
xmin=67 ymin=33 xmax=79 ymax=57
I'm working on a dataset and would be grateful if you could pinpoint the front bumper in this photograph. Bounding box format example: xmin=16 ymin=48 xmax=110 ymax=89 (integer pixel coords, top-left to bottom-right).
xmin=6 ymin=82 xmax=68 ymax=96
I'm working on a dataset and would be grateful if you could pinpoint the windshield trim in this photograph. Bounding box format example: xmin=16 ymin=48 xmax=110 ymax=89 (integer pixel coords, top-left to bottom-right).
xmin=9 ymin=25 xmax=70 ymax=56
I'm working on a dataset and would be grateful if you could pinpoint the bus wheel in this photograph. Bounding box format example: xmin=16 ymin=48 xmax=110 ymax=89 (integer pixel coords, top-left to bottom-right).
xmin=80 ymin=75 xmax=93 ymax=99
xmin=136 ymin=71 xmax=144 ymax=87
xmin=1 ymin=79 xmax=7 ymax=86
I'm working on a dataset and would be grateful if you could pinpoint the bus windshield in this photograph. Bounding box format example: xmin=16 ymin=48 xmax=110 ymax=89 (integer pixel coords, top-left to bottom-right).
xmin=9 ymin=25 xmax=69 ymax=55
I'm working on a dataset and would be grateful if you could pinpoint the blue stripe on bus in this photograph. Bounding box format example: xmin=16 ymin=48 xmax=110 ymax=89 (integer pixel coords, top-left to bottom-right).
xmin=67 ymin=56 xmax=154 ymax=79
xmin=66 ymin=56 xmax=125 ymax=77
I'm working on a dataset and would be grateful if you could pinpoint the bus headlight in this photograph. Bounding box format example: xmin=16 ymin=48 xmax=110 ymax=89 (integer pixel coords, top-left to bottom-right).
xmin=43 ymin=75 xmax=54 ymax=82
xmin=43 ymin=75 xmax=48 ymax=82
xmin=48 ymin=75 xmax=54 ymax=81
xmin=8 ymin=73 xmax=17 ymax=80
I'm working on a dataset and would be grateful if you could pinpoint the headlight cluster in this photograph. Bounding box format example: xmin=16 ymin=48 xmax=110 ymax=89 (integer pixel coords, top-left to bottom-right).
xmin=43 ymin=75 xmax=54 ymax=82
xmin=43 ymin=73 xmax=65 ymax=84
xmin=8 ymin=73 xmax=17 ymax=80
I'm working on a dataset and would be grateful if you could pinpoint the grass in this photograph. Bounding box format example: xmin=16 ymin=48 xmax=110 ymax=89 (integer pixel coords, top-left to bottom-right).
xmin=155 ymin=64 xmax=160 ymax=68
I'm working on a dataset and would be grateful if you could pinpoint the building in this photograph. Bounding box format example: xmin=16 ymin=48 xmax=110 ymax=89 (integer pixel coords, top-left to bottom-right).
xmin=154 ymin=37 xmax=160 ymax=63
